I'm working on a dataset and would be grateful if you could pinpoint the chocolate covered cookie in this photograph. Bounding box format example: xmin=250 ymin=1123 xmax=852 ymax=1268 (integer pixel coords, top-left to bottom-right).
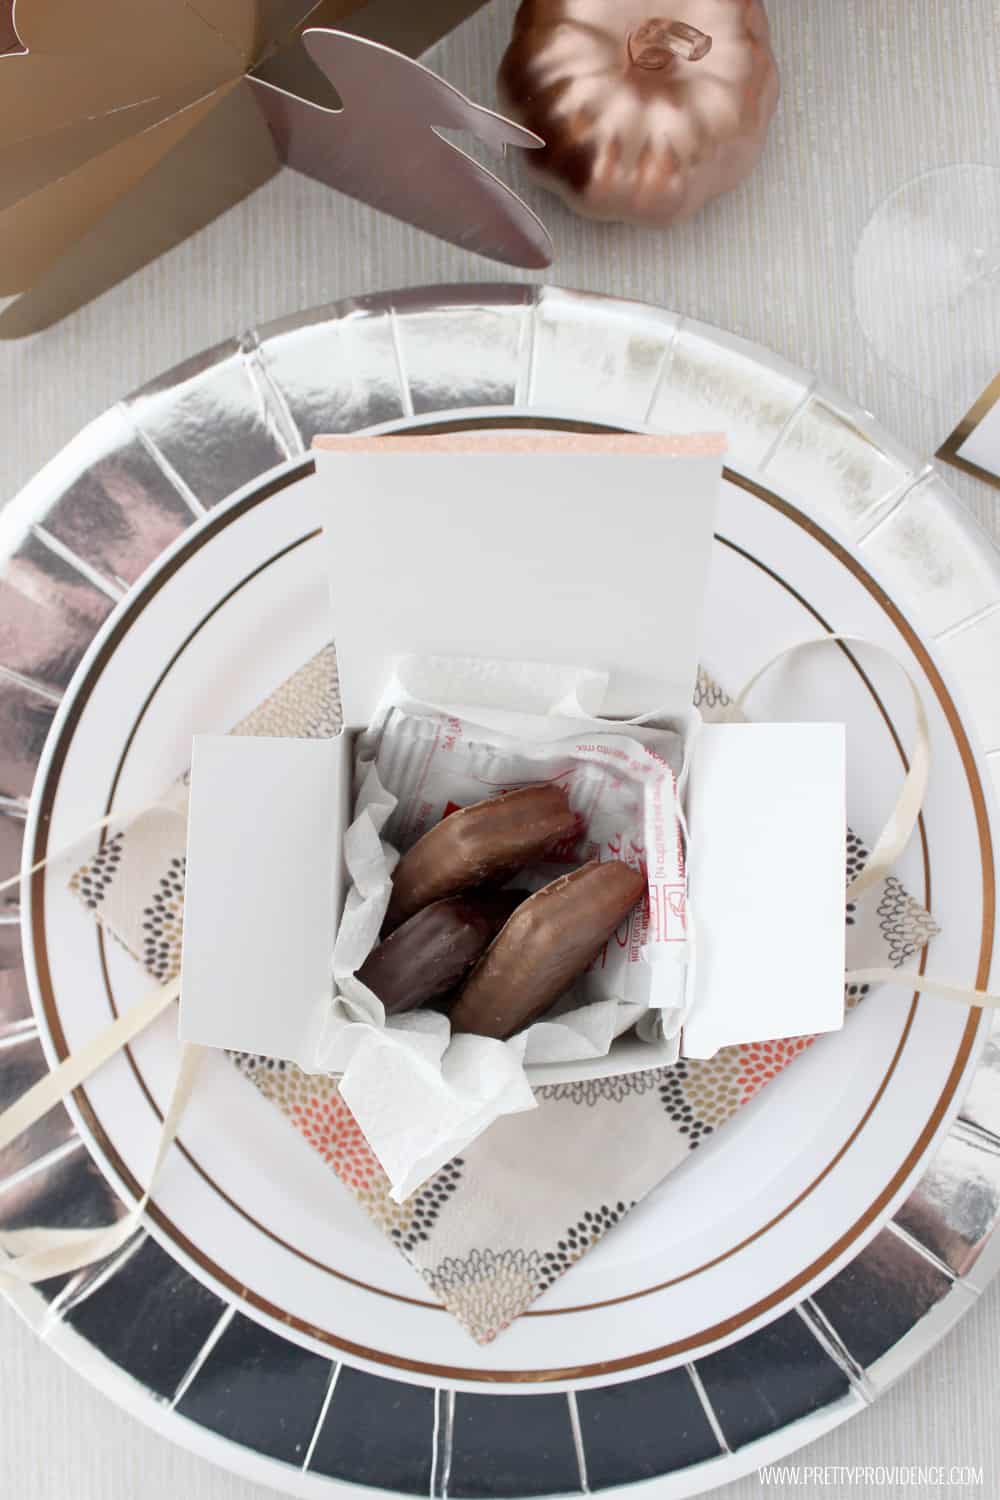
xmin=358 ymin=889 xmax=525 ymax=1014
xmin=385 ymin=783 xmax=576 ymax=930
xmin=449 ymin=859 xmax=646 ymax=1039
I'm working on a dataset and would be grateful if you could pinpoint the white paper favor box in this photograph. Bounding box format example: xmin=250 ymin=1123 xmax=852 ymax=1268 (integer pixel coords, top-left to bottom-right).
xmin=180 ymin=434 xmax=846 ymax=1089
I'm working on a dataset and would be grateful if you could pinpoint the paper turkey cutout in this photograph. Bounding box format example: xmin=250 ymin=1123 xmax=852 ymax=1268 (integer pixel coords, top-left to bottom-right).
xmin=0 ymin=0 xmax=552 ymax=300
xmin=250 ymin=30 xmax=553 ymax=269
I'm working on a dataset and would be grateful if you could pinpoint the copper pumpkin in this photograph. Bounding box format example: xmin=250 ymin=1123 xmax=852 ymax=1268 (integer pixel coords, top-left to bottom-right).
xmin=497 ymin=0 xmax=779 ymax=226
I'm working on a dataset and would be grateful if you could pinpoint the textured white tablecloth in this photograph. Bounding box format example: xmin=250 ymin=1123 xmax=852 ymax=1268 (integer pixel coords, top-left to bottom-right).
xmin=2 ymin=2 xmax=999 ymax=1496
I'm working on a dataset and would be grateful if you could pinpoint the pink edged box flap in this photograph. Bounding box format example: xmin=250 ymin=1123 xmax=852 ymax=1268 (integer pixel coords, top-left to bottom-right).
xmin=312 ymin=431 xmax=727 ymax=725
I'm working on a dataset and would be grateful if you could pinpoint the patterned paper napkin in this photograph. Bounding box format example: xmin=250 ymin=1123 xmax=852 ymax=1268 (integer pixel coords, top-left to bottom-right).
xmin=71 ymin=647 xmax=938 ymax=1344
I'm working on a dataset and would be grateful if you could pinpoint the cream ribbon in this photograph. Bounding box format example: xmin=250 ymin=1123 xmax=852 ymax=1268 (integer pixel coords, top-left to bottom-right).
xmin=0 ymin=979 xmax=205 ymax=1287
xmin=0 ymin=633 xmax=994 ymax=1286
xmin=844 ymin=968 xmax=999 ymax=1001
xmin=0 ymin=797 xmax=181 ymax=900
xmin=2 ymin=971 xmax=994 ymax=1289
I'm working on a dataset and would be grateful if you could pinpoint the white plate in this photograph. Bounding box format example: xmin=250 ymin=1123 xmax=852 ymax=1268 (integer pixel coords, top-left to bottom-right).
xmin=5 ymin=286 xmax=1000 ymax=1499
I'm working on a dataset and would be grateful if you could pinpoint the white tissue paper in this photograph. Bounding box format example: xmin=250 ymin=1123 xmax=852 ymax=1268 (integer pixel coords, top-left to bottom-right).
xmin=311 ymin=654 xmax=690 ymax=1200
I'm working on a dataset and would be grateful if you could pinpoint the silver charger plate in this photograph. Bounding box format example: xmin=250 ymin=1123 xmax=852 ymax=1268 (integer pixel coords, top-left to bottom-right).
xmin=2 ymin=285 xmax=1000 ymax=1498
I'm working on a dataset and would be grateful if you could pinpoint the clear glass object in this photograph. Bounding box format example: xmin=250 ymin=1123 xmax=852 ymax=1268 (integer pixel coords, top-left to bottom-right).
xmin=853 ymin=164 xmax=1000 ymax=404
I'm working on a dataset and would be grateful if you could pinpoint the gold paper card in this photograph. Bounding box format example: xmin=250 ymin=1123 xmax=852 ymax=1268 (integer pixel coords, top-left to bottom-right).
xmin=938 ymin=373 xmax=1000 ymax=491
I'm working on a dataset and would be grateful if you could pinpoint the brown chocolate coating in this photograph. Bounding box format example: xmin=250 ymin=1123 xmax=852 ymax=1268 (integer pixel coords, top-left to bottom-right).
xmin=449 ymin=859 xmax=647 ymax=1039
xmin=385 ymin=784 xmax=576 ymax=931
xmin=358 ymin=890 xmax=526 ymax=1015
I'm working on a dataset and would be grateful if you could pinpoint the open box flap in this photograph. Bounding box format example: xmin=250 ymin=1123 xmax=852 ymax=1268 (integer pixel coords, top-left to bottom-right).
xmin=312 ymin=432 xmax=726 ymax=726
xmin=179 ymin=717 xmax=847 ymax=1072
xmin=178 ymin=733 xmax=352 ymax=1067
xmin=682 ymin=721 xmax=846 ymax=1057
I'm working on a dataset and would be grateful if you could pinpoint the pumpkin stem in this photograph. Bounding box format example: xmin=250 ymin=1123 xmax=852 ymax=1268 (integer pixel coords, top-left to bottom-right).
xmin=627 ymin=19 xmax=713 ymax=70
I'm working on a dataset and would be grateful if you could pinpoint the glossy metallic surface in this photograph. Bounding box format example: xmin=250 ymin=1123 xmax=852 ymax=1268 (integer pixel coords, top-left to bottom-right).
xmin=496 ymin=0 xmax=778 ymax=227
